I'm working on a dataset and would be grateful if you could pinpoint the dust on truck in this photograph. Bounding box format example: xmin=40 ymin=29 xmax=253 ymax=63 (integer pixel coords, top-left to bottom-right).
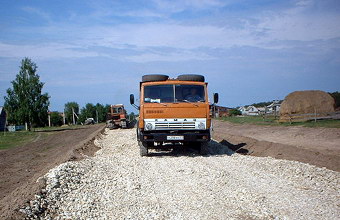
xmin=130 ymin=74 xmax=219 ymax=156
xmin=106 ymin=104 xmax=129 ymax=129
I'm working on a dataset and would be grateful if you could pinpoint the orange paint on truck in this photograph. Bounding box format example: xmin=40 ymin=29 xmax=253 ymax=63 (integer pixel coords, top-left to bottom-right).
xmin=130 ymin=74 xmax=218 ymax=156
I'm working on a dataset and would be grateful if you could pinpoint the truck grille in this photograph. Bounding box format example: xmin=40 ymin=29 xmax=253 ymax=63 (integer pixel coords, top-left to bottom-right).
xmin=155 ymin=122 xmax=195 ymax=129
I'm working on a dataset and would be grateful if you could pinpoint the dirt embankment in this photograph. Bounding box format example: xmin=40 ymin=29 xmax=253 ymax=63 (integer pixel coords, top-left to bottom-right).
xmin=0 ymin=124 xmax=105 ymax=219
xmin=213 ymin=119 xmax=340 ymax=171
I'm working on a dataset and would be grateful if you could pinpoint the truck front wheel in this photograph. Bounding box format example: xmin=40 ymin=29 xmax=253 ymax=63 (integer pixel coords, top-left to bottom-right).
xmin=138 ymin=141 xmax=149 ymax=156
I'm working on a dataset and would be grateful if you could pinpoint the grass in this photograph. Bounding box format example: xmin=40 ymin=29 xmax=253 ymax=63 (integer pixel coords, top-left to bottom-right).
xmin=0 ymin=123 xmax=103 ymax=150
xmin=220 ymin=116 xmax=340 ymax=128
xmin=0 ymin=131 xmax=40 ymax=150
xmin=0 ymin=125 xmax=83 ymax=150
xmin=33 ymin=124 xmax=85 ymax=132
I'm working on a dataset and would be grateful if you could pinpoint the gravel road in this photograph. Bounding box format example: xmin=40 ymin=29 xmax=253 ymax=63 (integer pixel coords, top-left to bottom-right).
xmin=24 ymin=128 xmax=340 ymax=219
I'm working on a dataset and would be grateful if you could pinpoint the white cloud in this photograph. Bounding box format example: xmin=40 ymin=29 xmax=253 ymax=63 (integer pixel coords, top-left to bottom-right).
xmin=152 ymin=0 xmax=227 ymax=13
xmin=21 ymin=6 xmax=52 ymax=22
xmin=1 ymin=1 xmax=340 ymax=63
xmin=126 ymin=50 xmax=215 ymax=63
xmin=256 ymin=9 xmax=340 ymax=42
xmin=0 ymin=43 xmax=105 ymax=60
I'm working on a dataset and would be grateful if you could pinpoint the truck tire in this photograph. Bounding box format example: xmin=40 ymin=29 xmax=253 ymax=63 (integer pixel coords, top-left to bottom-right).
xmin=138 ymin=141 xmax=149 ymax=156
xmin=177 ymin=74 xmax=205 ymax=82
xmin=142 ymin=74 xmax=169 ymax=82
xmin=200 ymin=142 xmax=209 ymax=155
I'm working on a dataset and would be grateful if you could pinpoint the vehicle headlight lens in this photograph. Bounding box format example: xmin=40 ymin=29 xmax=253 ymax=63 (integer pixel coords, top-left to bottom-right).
xmin=198 ymin=122 xmax=205 ymax=129
xmin=146 ymin=123 xmax=153 ymax=130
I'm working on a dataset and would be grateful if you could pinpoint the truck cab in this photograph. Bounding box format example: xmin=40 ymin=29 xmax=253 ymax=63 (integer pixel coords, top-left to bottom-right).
xmin=106 ymin=104 xmax=128 ymax=129
xmin=130 ymin=74 xmax=218 ymax=156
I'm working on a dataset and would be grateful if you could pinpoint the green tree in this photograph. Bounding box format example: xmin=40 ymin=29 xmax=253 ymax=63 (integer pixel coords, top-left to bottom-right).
xmin=329 ymin=91 xmax=340 ymax=108
xmin=129 ymin=112 xmax=136 ymax=121
xmin=50 ymin=112 xmax=63 ymax=126
xmin=4 ymin=58 xmax=49 ymax=130
xmin=64 ymin=102 xmax=79 ymax=124
xmin=229 ymin=109 xmax=242 ymax=116
xmin=95 ymin=103 xmax=109 ymax=123
xmin=79 ymin=103 xmax=96 ymax=124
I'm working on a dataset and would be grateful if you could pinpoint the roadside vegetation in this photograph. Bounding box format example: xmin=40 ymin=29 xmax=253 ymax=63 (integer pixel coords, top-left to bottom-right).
xmin=33 ymin=124 xmax=90 ymax=132
xmin=0 ymin=123 xmax=100 ymax=150
xmin=219 ymin=116 xmax=340 ymax=128
xmin=0 ymin=131 xmax=41 ymax=150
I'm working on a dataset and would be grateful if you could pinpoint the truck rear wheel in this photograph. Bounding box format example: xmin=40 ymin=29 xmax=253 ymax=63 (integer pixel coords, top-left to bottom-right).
xmin=200 ymin=142 xmax=209 ymax=155
xmin=138 ymin=141 xmax=149 ymax=156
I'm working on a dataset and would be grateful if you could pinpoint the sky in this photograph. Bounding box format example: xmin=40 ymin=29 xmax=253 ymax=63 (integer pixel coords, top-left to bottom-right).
xmin=0 ymin=0 xmax=339 ymax=113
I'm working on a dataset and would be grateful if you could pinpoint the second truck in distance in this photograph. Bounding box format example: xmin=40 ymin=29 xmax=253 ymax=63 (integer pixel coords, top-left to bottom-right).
xmin=106 ymin=104 xmax=129 ymax=129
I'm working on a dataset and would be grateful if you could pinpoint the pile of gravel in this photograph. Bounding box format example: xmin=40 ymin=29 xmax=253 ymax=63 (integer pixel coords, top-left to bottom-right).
xmin=23 ymin=129 xmax=340 ymax=219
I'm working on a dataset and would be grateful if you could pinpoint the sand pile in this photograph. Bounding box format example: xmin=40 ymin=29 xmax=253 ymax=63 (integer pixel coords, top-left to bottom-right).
xmin=279 ymin=90 xmax=335 ymax=122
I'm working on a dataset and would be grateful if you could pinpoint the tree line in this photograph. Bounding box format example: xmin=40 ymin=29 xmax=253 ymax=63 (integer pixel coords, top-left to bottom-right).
xmin=49 ymin=102 xmax=111 ymax=126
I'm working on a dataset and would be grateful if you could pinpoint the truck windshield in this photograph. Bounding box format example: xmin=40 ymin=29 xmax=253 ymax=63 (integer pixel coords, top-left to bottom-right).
xmin=113 ymin=107 xmax=123 ymax=113
xmin=144 ymin=85 xmax=205 ymax=103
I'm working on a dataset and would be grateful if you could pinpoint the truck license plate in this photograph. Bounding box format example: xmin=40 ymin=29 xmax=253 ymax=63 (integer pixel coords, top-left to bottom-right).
xmin=167 ymin=136 xmax=184 ymax=140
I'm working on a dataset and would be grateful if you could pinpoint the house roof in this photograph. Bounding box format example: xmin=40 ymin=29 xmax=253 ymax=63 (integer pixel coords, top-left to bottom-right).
xmin=267 ymin=102 xmax=281 ymax=108
xmin=246 ymin=105 xmax=257 ymax=111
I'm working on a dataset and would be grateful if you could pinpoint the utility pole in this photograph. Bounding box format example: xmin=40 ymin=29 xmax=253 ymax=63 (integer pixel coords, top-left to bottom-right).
xmin=3 ymin=116 xmax=6 ymax=136
xmin=72 ymin=108 xmax=75 ymax=125
xmin=63 ymin=109 xmax=66 ymax=125
xmin=48 ymin=112 xmax=51 ymax=127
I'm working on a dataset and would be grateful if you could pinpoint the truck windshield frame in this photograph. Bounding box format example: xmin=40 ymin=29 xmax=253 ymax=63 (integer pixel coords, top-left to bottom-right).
xmin=113 ymin=107 xmax=123 ymax=114
xmin=143 ymin=84 xmax=206 ymax=103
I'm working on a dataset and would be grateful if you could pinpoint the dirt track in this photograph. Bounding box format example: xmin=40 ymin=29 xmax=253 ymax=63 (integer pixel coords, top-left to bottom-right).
xmin=213 ymin=120 xmax=340 ymax=171
xmin=0 ymin=124 xmax=105 ymax=219
xmin=23 ymin=128 xmax=340 ymax=219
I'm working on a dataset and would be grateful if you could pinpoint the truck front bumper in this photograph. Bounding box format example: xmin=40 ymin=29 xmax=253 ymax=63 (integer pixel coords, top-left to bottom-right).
xmin=139 ymin=130 xmax=211 ymax=142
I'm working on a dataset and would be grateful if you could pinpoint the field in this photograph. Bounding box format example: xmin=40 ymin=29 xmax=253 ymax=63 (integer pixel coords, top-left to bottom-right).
xmin=0 ymin=125 xmax=94 ymax=150
xmin=0 ymin=131 xmax=48 ymax=150
xmin=220 ymin=115 xmax=340 ymax=128
xmin=0 ymin=124 xmax=105 ymax=219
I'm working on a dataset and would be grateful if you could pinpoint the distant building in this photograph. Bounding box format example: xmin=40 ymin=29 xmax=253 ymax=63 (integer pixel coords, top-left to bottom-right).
xmin=245 ymin=105 xmax=260 ymax=116
xmin=0 ymin=107 xmax=7 ymax=131
xmin=238 ymin=105 xmax=260 ymax=116
xmin=266 ymin=100 xmax=281 ymax=114
xmin=257 ymin=107 xmax=266 ymax=115
xmin=238 ymin=100 xmax=281 ymax=116
xmin=238 ymin=106 xmax=247 ymax=115
xmin=210 ymin=105 xmax=232 ymax=118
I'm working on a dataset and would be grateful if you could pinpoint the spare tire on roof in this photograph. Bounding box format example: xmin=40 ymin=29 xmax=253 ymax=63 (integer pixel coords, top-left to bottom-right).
xmin=177 ymin=74 xmax=205 ymax=82
xmin=142 ymin=74 xmax=169 ymax=82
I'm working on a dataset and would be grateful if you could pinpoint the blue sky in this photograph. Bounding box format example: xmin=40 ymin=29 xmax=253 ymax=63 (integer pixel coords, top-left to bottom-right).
xmin=0 ymin=0 xmax=339 ymax=113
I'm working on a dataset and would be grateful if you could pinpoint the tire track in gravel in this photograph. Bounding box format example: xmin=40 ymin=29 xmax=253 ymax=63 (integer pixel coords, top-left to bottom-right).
xmin=24 ymin=128 xmax=340 ymax=219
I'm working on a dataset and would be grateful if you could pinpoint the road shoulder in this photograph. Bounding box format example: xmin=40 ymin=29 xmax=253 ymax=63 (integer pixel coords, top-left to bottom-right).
xmin=213 ymin=119 xmax=340 ymax=171
xmin=0 ymin=124 xmax=105 ymax=219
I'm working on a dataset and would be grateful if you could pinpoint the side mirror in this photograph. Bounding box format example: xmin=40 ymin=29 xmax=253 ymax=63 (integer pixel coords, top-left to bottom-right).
xmin=213 ymin=93 xmax=219 ymax=104
xmin=130 ymin=94 xmax=135 ymax=105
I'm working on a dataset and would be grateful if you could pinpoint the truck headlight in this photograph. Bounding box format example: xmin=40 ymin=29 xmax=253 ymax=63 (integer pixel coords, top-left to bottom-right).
xmin=198 ymin=122 xmax=205 ymax=129
xmin=145 ymin=123 xmax=153 ymax=130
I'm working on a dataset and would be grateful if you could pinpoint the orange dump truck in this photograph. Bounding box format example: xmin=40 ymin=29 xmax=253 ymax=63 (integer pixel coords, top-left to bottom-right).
xmin=130 ymin=74 xmax=218 ymax=156
xmin=106 ymin=104 xmax=129 ymax=129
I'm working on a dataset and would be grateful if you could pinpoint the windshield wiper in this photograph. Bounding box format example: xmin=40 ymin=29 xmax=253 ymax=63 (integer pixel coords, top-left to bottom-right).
xmin=155 ymin=102 xmax=168 ymax=106
xmin=180 ymin=99 xmax=199 ymax=107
